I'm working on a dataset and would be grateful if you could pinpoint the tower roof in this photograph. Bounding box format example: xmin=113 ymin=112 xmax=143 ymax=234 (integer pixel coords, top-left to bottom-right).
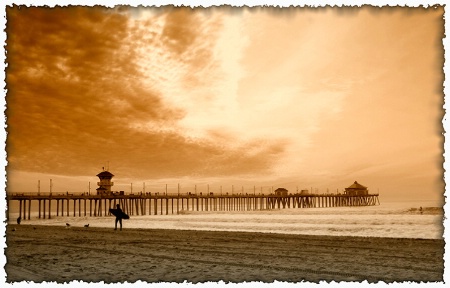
xmin=97 ymin=171 xmax=114 ymax=178
xmin=346 ymin=181 xmax=367 ymax=189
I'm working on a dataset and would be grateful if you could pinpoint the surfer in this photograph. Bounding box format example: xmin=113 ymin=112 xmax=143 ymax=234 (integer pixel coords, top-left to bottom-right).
xmin=114 ymin=204 xmax=123 ymax=231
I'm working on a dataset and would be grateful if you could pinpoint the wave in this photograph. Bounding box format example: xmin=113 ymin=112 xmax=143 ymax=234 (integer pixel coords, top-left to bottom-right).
xmin=404 ymin=207 xmax=443 ymax=215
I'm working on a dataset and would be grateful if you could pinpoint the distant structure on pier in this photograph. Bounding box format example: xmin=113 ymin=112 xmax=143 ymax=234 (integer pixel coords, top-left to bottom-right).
xmin=299 ymin=189 xmax=309 ymax=195
xmin=274 ymin=188 xmax=288 ymax=196
xmin=96 ymin=169 xmax=114 ymax=195
xmin=344 ymin=181 xmax=368 ymax=196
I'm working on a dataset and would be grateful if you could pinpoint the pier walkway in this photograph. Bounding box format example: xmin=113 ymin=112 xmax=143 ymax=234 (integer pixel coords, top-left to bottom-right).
xmin=7 ymin=192 xmax=380 ymax=220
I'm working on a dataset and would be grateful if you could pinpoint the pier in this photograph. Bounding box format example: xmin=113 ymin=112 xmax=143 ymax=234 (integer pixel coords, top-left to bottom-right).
xmin=7 ymin=192 xmax=380 ymax=221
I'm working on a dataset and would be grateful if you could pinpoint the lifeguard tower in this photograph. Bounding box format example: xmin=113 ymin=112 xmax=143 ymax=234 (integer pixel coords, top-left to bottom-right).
xmin=97 ymin=169 xmax=114 ymax=195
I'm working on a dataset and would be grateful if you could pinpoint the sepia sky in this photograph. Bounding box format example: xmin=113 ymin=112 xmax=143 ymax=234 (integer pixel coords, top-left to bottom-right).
xmin=5 ymin=6 xmax=444 ymax=202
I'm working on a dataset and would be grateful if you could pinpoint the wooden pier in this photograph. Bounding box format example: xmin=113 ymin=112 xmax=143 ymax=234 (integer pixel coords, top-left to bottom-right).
xmin=7 ymin=192 xmax=380 ymax=221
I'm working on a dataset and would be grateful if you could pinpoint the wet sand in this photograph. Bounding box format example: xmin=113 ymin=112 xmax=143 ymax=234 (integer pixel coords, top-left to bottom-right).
xmin=5 ymin=224 xmax=444 ymax=283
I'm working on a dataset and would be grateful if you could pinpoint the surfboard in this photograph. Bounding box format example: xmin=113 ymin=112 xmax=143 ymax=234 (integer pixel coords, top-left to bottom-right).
xmin=109 ymin=208 xmax=130 ymax=220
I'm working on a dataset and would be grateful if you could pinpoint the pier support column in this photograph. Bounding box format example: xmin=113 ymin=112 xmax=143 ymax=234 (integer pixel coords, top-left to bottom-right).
xmin=28 ymin=200 xmax=31 ymax=220
xmin=22 ymin=200 xmax=27 ymax=220
xmin=18 ymin=200 xmax=22 ymax=221
xmin=48 ymin=199 xmax=51 ymax=219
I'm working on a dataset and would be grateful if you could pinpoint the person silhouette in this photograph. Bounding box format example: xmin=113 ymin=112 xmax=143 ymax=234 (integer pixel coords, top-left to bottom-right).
xmin=114 ymin=204 xmax=123 ymax=231
xmin=17 ymin=217 xmax=21 ymax=225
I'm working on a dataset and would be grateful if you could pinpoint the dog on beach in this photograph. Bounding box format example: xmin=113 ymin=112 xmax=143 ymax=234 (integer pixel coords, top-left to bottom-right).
xmin=84 ymin=224 xmax=89 ymax=228
xmin=66 ymin=223 xmax=71 ymax=227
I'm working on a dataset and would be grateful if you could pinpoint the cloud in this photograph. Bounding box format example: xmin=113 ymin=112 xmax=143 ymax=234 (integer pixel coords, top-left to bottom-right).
xmin=160 ymin=7 xmax=199 ymax=55
xmin=5 ymin=6 xmax=286 ymax=181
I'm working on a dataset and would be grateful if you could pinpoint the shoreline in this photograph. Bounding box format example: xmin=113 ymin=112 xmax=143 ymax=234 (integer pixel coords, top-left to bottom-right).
xmin=5 ymin=222 xmax=444 ymax=240
xmin=5 ymin=224 xmax=445 ymax=283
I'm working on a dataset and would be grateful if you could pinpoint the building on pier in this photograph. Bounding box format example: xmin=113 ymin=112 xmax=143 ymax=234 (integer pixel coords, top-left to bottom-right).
xmin=275 ymin=188 xmax=288 ymax=196
xmin=96 ymin=169 xmax=114 ymax=195
xmin=344 ymin=181 xmax=368 ymax=196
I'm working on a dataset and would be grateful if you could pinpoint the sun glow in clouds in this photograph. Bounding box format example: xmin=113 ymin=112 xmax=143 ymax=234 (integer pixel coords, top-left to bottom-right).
xmin=132 ymin=10 xmax=248 ymax=139
xmin=129 ymin=8 xmax=351 ymax=177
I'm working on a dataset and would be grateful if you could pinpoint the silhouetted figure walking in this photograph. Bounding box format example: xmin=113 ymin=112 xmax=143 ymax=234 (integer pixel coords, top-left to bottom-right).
xmin=17 ymin=217 xmax=21 ymax=225
xmin=109 ymin=203 xmax=129 ymax=231
xmin=114 ymin=204 xmax=123 ymax=231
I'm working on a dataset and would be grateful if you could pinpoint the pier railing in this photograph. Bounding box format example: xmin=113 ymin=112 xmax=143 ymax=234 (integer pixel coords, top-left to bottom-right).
xmin=7 ymin=192 xmax=380 ymax=221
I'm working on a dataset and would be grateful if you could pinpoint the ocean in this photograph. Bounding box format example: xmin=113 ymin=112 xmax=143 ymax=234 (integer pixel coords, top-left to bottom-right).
xmin=6 ymin=200 xmax=444 ymax=239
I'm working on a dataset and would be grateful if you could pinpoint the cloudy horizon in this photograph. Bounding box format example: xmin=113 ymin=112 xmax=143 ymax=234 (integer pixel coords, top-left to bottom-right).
xmin=5 ymin=6 xmax=445 ymax=203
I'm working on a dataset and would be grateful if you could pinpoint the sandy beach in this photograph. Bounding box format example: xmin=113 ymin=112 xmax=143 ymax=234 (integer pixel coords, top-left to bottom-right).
xmin=5 ymin=224 xmax=444 ymax=283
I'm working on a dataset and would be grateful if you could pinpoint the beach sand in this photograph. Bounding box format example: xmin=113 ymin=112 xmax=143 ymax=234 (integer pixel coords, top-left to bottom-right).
xmin=5 ymin=224 xmax=444 ymax=283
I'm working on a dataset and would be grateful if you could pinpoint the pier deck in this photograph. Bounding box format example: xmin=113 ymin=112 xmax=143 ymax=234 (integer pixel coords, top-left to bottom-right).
xmin=7 ymin=192 xmax=380 ymax=220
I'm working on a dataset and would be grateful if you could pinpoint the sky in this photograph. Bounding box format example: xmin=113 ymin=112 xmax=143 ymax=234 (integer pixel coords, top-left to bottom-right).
xmin=4 ymin=5 xmax=445 ymax=203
